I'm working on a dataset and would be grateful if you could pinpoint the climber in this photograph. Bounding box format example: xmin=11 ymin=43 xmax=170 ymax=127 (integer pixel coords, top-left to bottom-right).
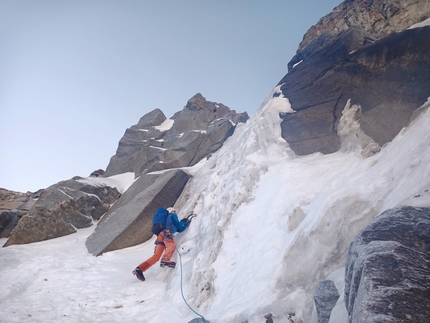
xmin=133 ymin=207 xmax=195 ymax=282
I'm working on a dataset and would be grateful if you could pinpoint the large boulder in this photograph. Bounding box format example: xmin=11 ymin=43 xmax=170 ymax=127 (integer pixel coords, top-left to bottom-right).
xmin=3 ymin=180 xmax=120 ymax=247
xmin=278 ymin=25 xmax=430 ymax=155
xmin=345 ymin=206 xmax=430 ymax=322
xmin=86 ymin=169 xmax=190 ymax=256
xmin=104 ymin=94 xmax=248 ymax=177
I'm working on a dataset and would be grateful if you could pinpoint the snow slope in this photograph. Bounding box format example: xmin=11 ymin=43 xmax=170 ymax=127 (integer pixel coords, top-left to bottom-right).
xmin=1 ymin=88 xmax=430 ymax=323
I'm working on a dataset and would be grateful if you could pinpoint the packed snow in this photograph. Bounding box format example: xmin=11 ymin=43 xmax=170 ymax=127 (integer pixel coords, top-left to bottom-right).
xmin=77 ymin=172 xmax=136 ymax=194
xmin=1 ymin=88 xmax=430 ymax=323
xmin=408 ymin=17 xmax=430 ymax=29
xmin=154 ymin=118 xmax=175 ymax=132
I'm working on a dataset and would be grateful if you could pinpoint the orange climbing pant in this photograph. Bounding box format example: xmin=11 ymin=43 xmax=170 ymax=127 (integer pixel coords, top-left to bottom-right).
xmin=137 ymin=231 xmax=176 ymax=272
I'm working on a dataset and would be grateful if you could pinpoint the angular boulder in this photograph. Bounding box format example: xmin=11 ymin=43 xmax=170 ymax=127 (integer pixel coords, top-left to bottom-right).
xmin=86 ymin=169 xmax=190 ymax=256
xmin=104 ymin=94 xmax=248 ymax=177
xmin=3 ymin=180 xmax=120 ymax=247
xmin=345 ymin=206 xmax=430 ymax=322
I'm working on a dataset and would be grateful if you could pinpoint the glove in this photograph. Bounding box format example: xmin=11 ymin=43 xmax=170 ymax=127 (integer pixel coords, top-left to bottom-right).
xmin=180 ymin=218 xmax=190 ymax=226
xmin=180 ymin=214 xmax=196 ymax=227
xmin=186 ymin=214 xmax=196 ymax=221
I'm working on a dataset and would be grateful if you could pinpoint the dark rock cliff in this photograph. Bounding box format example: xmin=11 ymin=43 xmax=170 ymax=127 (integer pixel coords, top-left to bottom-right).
xmin=279 ymin=26 xmax=430 ymax=155
xmin=291 ymin=0 xmax=430 ymax=70
xmin=276 ymin=0 xmax=430 ymax=157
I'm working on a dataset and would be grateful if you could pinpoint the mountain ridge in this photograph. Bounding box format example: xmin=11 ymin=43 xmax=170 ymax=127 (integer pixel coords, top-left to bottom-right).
xmin=1 ymin=1 xmax=430 ymax=322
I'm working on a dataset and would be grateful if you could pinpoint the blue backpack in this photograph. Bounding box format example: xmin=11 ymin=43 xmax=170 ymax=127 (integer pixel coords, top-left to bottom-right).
xmin=151 ymin=208 xmax=169 ymax=235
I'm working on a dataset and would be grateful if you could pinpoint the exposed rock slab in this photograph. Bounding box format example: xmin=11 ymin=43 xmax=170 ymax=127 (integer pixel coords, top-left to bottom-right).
xmin=279 ymin=26 xmax=430 ymax=155
xmin=314 ymin=279 xmax=340 ymax=323
xmin=86 ymin=169 xmax=190 ymax=256
xmin=345 ymin=206 xmax=430 ymax=323
xmin=104 ymin=94 xmax=248 ymax=177
xmin=3 ymin=180 xmax=120 ymax=247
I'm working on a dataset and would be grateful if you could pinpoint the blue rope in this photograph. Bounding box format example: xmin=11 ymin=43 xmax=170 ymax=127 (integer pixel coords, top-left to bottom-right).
xmin=177 ymin=248 xmax=207 ymax=323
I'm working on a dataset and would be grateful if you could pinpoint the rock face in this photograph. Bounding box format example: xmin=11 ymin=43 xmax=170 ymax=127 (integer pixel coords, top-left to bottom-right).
xmin=86 ymin=169 xmax=190 ymax=256
xmin=3 ymin=180 xmax=120 ymax=247
xmin=314 ymin=280 xmax=340 ymax=323
xmin=290 ymin=0 xmax=430 ymax=70
xmin=345 ymin=206 xmax=430 ymax=323
xmin=104 ymin=93 xmax=248 ymax=177
xmin=277 ymin=0 xmax=430 ymax=156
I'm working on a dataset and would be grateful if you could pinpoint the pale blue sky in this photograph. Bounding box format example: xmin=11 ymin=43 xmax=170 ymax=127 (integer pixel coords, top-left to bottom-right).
xmin=0 ymin=0 xmax=341 ymax=192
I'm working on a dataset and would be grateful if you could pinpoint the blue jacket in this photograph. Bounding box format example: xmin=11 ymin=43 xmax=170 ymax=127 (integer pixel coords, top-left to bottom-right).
xmin=165 ymin=213 xmax=188 ymax=233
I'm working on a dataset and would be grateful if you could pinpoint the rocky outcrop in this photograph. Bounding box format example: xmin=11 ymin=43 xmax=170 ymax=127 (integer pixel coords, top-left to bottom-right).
xmin=314 ymin=280 xmax=340 ymax=323
xmin=2 ymin=94 xmax=246 ymax=248
xmin=290 ymin=0 xmax=430 ymax=70
xmin=0 ymin=210 xmax=26 ymax=239
xmin=3 ymin=180 xmax=120 ymax=247
xmin=104 ymin=93 xmax=248 ymax=177
xmin=90 ymin=169 xmax=105 ymax=177
xmin=86 ymin=169 xmax=190 ymax=256
xmin=0 ymin=188 xmax=42 ymax=238
xmin=345 ymin=206 xmax=430 ymax=323
xmin=1 ymin=188 xmax=33 ymax=203
xmin=278 ymin=0 xmax=430 ymax=156
xmin=278 ymin=25 xmax=430 ymax=155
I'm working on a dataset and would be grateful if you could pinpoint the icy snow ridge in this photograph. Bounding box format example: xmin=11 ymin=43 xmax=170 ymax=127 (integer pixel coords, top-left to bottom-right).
xmin=170 ymin=93 xmax=430 ymax=322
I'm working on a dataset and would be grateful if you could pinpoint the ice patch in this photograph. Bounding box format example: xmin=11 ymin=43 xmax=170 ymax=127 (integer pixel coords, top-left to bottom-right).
xmin=154 ymin=118 xmax=174 ymax=131
xmin=408 ymin=17 xmax=430 ymax=29
xmin=77 ymin=172 xmax=136 ymax=194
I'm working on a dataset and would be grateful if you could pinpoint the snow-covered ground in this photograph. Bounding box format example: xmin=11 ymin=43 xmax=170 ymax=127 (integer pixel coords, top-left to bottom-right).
xmin=1 ymin=88 xmax=430 ymax=323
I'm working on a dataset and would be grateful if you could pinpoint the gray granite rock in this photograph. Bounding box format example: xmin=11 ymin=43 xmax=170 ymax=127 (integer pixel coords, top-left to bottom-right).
xmin=314 ymin=280 xmax=340 ymax=323
xmin=3 ymin=180 xmax=120 ymax=247
xmin=104 ymin=93 xmax=248 ymax=177
xmin=345 ymin=206 xmax=430 ymax=323
xmin=86 ymin=169 xmax=190 ymax=256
